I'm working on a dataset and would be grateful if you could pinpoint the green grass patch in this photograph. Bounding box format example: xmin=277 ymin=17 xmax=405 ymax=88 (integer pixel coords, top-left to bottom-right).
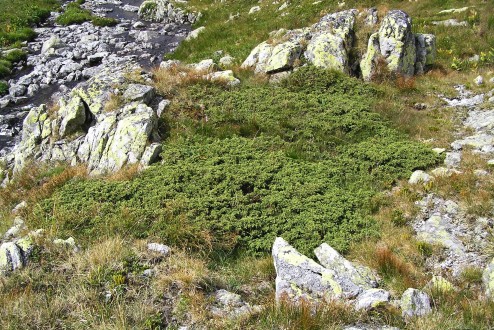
xmin=56 ymin=2 xmax=119 ymax=27
xmin=31 ymin=67 xmax=439 ymax=256
xmin=0 ymin=81 xmax=7 ymax=95
xmin=56 ymin=3 xmax=92 ymax=26
xmin=0 ymin=0 xmax=59 ymax=47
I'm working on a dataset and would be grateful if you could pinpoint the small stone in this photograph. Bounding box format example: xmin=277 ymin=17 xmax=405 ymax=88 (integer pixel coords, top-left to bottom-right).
xmin=140 ymin=143 xmax=162 ymax=166
xmin=157 ymin=99 xmax=171 ymax=117
xmin=400 ymin=288 xmax=432 ymax=318
xmin=249 ymin=6 xmax=260 ymax=14
xmin=147 ymin=242 xmax=170 ymax=256
xmin=474 ymin=76 xmax=484 ymax=86
xmin=142 ymin=268 xmax=155 ymax=277
xmin=489 ymin=96 xmax=494 ymax=104
xmin=431 ymin=167 xmax=452 ymax=178
xmin=133 ymin=21 xmax=146 ymax=29
xmin=186 ymin=27 xmax=205 ymax=41
xmin=11 ymin=201 xmax=27 ymax=214
xmin=53 ymin=237 xmax=78 ymax=252
xmin=219 ymin=55 xmax=235 ymax=67
xmin=189 ymin=59 xmax=216 ymax=73
xmin=414 ymin=103 xmax=428 ymax=110
xmin=409 ymin=170 xmax=432 ymax=184
xmin=160 ymin=60 xmax=181 ymax=70
xmin=432 ymin=148 xmax=446 ymax=155
xmin=355 ymin=289 xmax=390 ymax=311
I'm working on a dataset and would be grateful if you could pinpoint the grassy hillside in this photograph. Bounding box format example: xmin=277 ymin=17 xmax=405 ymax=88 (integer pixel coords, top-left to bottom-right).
xmin=1 ymin=0 xmax=494 ymax=329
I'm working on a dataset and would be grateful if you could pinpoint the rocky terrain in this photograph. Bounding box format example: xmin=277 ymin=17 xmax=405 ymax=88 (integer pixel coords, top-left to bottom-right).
xmin=1 ymin=0 xmax=494 ymax=329
xmin=0 ymin=0 xmax=197 ymax=158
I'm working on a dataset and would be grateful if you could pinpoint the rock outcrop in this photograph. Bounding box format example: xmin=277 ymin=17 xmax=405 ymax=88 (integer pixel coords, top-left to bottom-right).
xmin=242 ymin=9 xmax=436 ymax=80
xmin=13 ymin=66 xmax=162 ymax=175
xmin=272 ymin=237 xmax=438 ymax=320
xmin=138 ymin=0 xmax=199 ymax=24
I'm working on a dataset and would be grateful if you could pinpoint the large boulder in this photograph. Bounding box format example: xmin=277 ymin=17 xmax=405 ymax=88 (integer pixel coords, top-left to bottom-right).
xmin=304 ymin=32 xmax=348 ymax=72
xmin=242 ymin=8 xmax=434 ymax=79
xmin=315 ymin=243 xmax=378 ymax=298
xmin=272 ymin=237 xmax=342 ymax=304
xmin=13 ymin=66 xmax=161 ymax=175
xmin=265 ymin=41 xmax=303 ymax=73
xmin=58 ymin=95 xmax=88 ymax=138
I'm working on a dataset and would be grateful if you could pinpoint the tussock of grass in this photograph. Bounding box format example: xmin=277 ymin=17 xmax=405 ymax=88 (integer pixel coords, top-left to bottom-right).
xmin=56 ymin=2 xmax=118 ymax=27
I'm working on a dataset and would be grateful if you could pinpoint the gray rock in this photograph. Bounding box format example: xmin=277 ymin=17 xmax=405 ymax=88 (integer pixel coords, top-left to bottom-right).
xmin=219 ymin=55 xmax=235 ymax=67
xmin=123 ymin=84 xmax=155 ymax=104
xmin=273 ymin=237 xmax=342 ymax=304
xmin=408 ymin=170 xmax=431 ymax=184
xmin=400 ymin=288 xmax=432 ymax=317
xmin=41 ymin=35 xmax=62 ymax=54
xmin=210 ymin=289 xmax=258 ymax=319
xmin=147 ymin=242 xmax=170 ymax=255
xmin=186 ymin=26 xmax=205 ymax=41
xmin=354 ymin=288 xmax=390 ymax=311
xmin=249 ymin=6 xmax=260 ymax=14
xmin=314 ymin=243 xmax=378 ymax=298
xmin=474 ymin=75 xmax=484 ymax=86
xmin=361 ymin=10 xmax=417 ymax=80
xmin=157 ymin=99 xmax=171 ymax=117
xmin=58 ymin=95 xmax=87 ymax=137
xmin=432 ymin=19 xmax=468 ymax=27
xmin=140 ymin=143 xmax=162 ymax=166
xmin=484 ymin=258 xmax=494 ymax=299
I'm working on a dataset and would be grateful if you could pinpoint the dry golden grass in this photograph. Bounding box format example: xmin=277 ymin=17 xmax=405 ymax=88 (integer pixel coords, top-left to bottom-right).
xmin=103 ymin=93 xmax=123 ymax=113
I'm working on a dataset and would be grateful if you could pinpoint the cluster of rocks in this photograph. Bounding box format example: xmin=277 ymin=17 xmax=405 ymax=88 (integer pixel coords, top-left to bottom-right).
xmin=0 ymin=0 xmax=195 ymax=158
xmin=9 ymin=65 xmax=164 ymax=176
xmin=2 ymin=56 xmax=241 ymax=179
xmin=272 ymin=237 xmax=433 ymax=319
xmin=138 ymin=0 xmax=199 ymax=24
xmin=241 ymin=9 xmax=436 ymax=81
xmin=411 ymin=194 xmax=491 ymax=276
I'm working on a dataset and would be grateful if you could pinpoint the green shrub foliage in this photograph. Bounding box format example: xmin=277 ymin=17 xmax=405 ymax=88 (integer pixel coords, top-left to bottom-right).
xmin=33 ymin=67 xmax=439 ymax=256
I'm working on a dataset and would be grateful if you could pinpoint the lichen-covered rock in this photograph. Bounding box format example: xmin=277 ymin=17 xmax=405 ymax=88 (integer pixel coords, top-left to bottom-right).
xmin=360 ymin=32 xmax=381 ymax=81
xmin=409 ymin=170 xmax=432 ymax=184
xmin=265 ymin=41 xmax=302 ymax=73
xmin=189 ymin=59 xmax=217 ymax=73
xmin=315 ymin=243 xmax=378 ymax=298
xmin=58 ymin=95 xmax=87 ymax=138
xmin=186 ymin=26 xmax=205 ymax=41
xmin=241 ymin=42 xmax=274 ymax=73
xmin=123 ymin=84 xmax=155 ymax=104
xmin=416 ymin=215 xmax=465 ymax=255
xmin=354 ymin=289 xmax=390 ymax=311
xmin=304 ymin=32 xmax=348 ymax=72
xmin=0 ymin=242 xmax=23 ymax=274
xmin=273 ymin=237 xmax=342 ymax=304
xmin=400 ymin=288 xmax=432 ymax=318
xmin=0 ymin=236 xmax=34 ymax=275
xmin=138 ymin=0 xmax=197 ymax=24
xmin=13 ymin=104 xmax=50 ymax=173
xmin=140 ymin=143 xmax=162 ymax=166
xmin=207 ymin=70 xmax=241 ymax=86
xmin=93 ymin=104 xmax=157 ymax=174
xmin=210 ymin=289 xmax=258 ymax=319
xmin=361 ymin=10 xmax=420 ymax=80
xmin=13 ymin=65 xmax=162 ymax=175
xmin=483 ymin=258 xmax=494 ymax=299
xmin=378 ymin=10 xmax=416 ymax=75
xmin=425 ymin=275 xmax=454 ymax=293
xmin=312 ymin=9 xmax=357 ymax=47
